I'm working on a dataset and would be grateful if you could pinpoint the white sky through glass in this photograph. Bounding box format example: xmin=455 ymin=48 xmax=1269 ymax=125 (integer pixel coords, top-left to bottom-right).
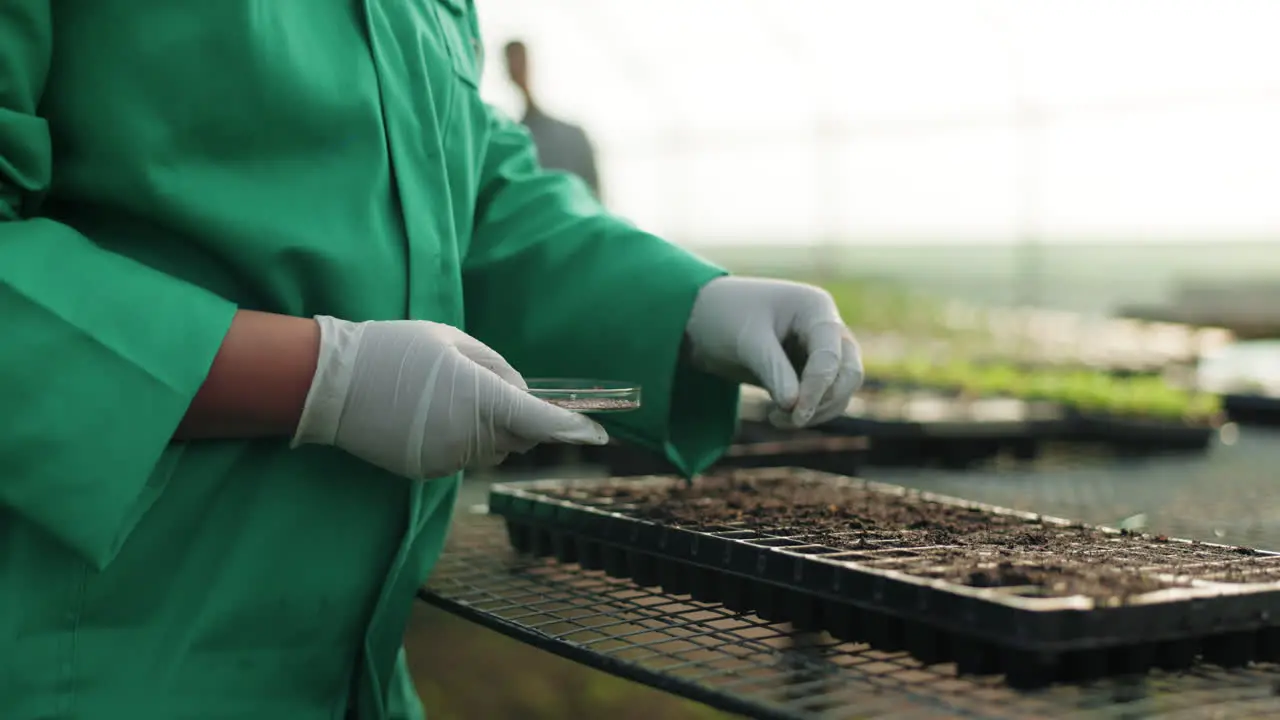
xmin=475 ymin=0 xmax=1280 ymax=246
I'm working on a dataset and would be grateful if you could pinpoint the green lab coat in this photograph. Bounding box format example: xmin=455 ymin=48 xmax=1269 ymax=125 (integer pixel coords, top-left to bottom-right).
xmin=0 ymin=2 xmax=738 ymax=718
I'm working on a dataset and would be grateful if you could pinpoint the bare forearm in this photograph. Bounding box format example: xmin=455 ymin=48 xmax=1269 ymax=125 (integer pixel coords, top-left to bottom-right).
xmin=174 ymin=310 xmax=321 ymax=440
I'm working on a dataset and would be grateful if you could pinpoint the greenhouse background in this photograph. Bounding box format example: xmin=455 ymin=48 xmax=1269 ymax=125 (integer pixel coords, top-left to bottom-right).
xmin=476 ymin=0 xmax=1279 ymax=314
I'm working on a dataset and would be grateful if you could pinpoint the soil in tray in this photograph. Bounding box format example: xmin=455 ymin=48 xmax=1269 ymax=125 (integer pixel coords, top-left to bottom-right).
xmin=551 ymin=473 xmax=1277 ymax=601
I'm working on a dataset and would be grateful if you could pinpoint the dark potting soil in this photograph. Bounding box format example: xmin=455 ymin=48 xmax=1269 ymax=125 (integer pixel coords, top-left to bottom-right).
xmin=547 ymin=472 xmax=1280 ymax=601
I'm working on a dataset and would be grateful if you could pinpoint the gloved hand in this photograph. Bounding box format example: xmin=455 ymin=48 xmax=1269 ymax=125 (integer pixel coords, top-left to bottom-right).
xmin=685 ymin=277 xmax=863 ymax=428
xmin=291 ymin=316 xmax=608 ymax=479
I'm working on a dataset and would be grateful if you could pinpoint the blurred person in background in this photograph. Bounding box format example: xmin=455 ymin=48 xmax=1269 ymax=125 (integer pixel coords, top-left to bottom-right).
xmin=504 ymin=39 xmax=603 ymax=200
xmin=0 ymin=3 xmax=861 ymax=719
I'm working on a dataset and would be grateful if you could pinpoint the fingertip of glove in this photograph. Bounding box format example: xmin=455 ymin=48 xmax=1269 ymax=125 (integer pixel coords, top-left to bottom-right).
xmin=765 ymin=377 xmax=799 ymax=413
xmin=769 ymin=403 xmax=822 ymax=428
xmin=777 ymin=390 xmax=800 ymax=412
xmin=767 ymin=408 xmax=798 ymax=430
xmin=552 ymin=418 xmax=610 ymax=446
xmin=583 ymin=425 xmax=610 ymax=446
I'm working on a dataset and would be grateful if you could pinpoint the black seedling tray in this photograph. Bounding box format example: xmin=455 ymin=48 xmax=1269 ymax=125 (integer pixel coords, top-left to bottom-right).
xmin=1070 ymin=412 xmax=1218 ymax=452
xmin=819 ymin=397 xmax=1066 ymax=468
xmin=1224 ymin=393 xmax=1280 ymax=427
xmin=717 ymin=432 xmax=869 ymax=475
xmin=850 ymin=384 xmax=1219 ymax=456
xmin=744 ymin=385 xmax=1060 ymax=467
xmin=489 ymin=468 xmax=1280 ymax=689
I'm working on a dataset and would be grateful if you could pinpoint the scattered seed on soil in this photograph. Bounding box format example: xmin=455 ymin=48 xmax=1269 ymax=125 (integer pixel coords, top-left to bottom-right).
xmin=543 ymin=471 xmax=1280 ymax=602
xmin=541 ymin=398 xmax=639 ymax=412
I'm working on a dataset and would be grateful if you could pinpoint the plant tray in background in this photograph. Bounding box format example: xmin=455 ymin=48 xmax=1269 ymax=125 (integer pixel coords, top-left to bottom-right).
xmin=488 ymin=468 xmax=1280 ymax=689
xmin=1224 ymin=393 xmax=1280 ymax=427
xmin=814 ymin=395 xmax=1065 ymax=468
xmin=1071 ymin=412 xmax=1218 ymax=452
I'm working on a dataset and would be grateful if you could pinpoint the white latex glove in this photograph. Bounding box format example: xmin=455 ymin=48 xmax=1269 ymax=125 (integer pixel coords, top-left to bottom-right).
xmin=685 ymin=277 xmax=863 ymax=428
xmin=291 ymin=316 xmax=608 ymax=479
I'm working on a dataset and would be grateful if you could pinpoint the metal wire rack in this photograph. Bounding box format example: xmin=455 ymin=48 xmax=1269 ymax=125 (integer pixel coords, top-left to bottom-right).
xmin=419 ymin=511 xmax=1280 ymax=719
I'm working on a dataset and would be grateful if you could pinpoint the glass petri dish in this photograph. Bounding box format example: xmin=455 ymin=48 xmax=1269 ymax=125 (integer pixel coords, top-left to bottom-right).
xmin=526 ymin=379 xmax=642 ymax=413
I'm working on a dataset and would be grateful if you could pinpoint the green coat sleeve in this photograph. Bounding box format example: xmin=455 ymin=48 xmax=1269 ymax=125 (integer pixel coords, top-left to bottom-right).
xmin=462 ymin=108 xmax=739 ymax=476
xmin=0 ymin=3 xmax=237 ymax=569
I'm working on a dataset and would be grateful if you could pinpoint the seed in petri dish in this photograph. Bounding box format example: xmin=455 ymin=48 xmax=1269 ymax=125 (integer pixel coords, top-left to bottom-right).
xmin=542 ymin=398 xmax=639 ymax=412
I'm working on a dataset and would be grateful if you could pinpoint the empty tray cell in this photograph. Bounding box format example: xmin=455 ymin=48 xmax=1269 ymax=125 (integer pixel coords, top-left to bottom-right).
xmin=505 ymin=522 xmax=531 ymax=554
xmin=529 ymin=528 xmax=554 ymax=558
xmin=952 ymin=636 xmax=1002 ymax=676
xmin=904 ymin=623 xmax=951 ymax=666
xmin=1106 ymin=642 xmax=1157 ymax=677
xmin=823 ymin=600 xmax=865 ymax=644
xmin=1202 ymin=630 xmax=1257 ymax=668
xmin=1258 ymin=627 xmax=1280 ymax=663
xmin=1001 ymin=649 xmax=1059 ymax=690
xmin=551 ymin=532 xmax=578 ymax=564
xmin=787 ymin=546 xmax=844 ymax=556
xmin=862 ymin=612 xmax=907 ymax=653
xmin=602 ymin=545 xmax=630 ymax=579
xmin=577 ymin=539 xmax=604 ymax=571
xmin=751 ymin=583 xmax=791 ymax=623
xmin=1056 ymin=649 xmax=1101 ymax=683
xmin=689 ymin=567 xmax=721 ymax=604
xmin=658 ymin=559 xmax=689 ymax=596
xmin=487 ymin=467 xmax=1280 ymax=686
xmin=788 ymin=594 xmax=824 ymax=632
xmin=629 ymin=551 xmax=660 ymax=588
xmin=720 ymin=574 xmax=751 ymax=613
xmin=1153 ymin=639 xmax=1199 ymax=671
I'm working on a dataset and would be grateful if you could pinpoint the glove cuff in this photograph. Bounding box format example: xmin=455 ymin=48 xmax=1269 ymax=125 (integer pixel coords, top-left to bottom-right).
xmin=290 ymin=315 xmax=364 ymax=448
